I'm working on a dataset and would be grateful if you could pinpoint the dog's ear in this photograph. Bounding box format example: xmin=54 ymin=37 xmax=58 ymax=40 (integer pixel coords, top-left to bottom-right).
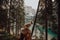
xmin=27 ymin=24 xmax=31 ymax=27
xmin=31 ymin=21 xmax=33 ymax=24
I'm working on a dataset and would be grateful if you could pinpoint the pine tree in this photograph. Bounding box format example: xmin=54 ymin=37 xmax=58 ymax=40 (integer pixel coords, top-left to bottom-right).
xmin=0 ymin=0 xmax=25 ymax=38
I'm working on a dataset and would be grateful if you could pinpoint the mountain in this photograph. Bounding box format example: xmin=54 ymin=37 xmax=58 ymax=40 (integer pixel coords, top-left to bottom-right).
xmin=24 ymin=5 xmax=36 ymax=16
xmin=24 ymin=5 xmax=36 ymax=23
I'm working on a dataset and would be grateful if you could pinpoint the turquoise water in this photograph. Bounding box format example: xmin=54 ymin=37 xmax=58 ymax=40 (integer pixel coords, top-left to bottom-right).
xmin=36 ymin=25 xmax=57 ymax=38
xmin=48 ymin=29 xmax=57 ymax=37
xmin=25 ymin=19 xmax=57 ymax=38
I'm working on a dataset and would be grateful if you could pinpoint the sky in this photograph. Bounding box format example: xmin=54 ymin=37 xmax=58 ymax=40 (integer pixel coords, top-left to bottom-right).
xmin=24 ymin=0 xmax=39 ymax=10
